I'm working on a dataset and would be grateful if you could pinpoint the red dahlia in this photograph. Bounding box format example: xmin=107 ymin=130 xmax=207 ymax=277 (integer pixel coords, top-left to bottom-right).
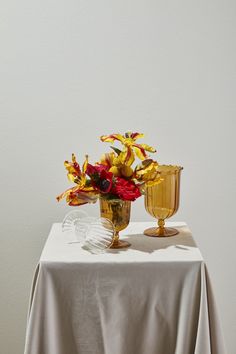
xmin=112 ymin=177 xmax=141 ymax=201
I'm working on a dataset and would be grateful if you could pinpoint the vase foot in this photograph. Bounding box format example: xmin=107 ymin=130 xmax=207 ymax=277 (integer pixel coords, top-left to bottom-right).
xmin=144 ymin=227 xmax=179 ymax=237
xmin=109 ymin=239 xmax=131 ymax=249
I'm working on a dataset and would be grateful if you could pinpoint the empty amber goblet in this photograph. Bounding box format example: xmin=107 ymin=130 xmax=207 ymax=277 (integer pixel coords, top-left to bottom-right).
xmin=144 ymin=165 xmax=183 ymax=237
xmin=99 ymin=198 xmax=131 ymax=248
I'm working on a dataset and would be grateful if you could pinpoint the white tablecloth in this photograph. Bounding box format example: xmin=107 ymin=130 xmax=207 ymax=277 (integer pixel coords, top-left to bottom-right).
xmin=24 ymin=222 xmax=226 ymax=354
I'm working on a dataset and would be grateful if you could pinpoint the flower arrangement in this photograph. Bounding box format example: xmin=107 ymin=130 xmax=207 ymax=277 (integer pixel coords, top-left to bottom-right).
xmin=57 ymin=132 xmax=161 ymax=206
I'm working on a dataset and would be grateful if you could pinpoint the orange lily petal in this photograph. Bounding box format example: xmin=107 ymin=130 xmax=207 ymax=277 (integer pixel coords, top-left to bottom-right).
xmin=119 ymin=147 xmax=135 ymax=166
xmin=139 ymin=143 xmax=156 ymax=153
xmin=133 ymin=146 xmax=147 ymax=160
xmin=99 ymin=152 xmax=116 ymax=168
xmin=67 ymin=190 xmax=98 ymax=206
xmin=82 ymin=155 xmax=89 ymax=174
xmin=130 ymin=132 xmax=144 ymax=140
xmin=56 ymin=185 xmax=80 ymax=202
xmin=100 ymin=134 xmax=124 ymax=143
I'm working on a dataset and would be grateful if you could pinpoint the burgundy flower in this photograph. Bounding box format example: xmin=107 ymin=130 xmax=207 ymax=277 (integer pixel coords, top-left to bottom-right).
xmin=94 ymin=170 xmax=113 ymax=193
xmin=86 ymin=163 xmax=109 ymax=176
xmin=86 ymin=163 xmax=113 ymax=193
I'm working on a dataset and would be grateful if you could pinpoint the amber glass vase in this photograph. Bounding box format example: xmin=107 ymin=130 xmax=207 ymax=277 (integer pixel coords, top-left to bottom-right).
xmin=144 ymin=165 xmax=183 ymax=237
xmin=99 ymin=198 xmax=131 ymax=248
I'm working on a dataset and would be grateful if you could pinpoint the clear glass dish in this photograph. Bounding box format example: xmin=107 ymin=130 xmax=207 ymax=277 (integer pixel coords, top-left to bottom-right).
xmin=62 ymin=210 xmax=114 ymax=253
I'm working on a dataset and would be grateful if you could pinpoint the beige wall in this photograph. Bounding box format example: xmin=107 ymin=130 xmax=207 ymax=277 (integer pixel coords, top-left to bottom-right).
xmin=0 ymin=0 xmax=235 ymax=353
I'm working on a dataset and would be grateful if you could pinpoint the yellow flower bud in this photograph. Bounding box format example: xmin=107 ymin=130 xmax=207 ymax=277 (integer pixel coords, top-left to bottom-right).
xmin=120 ymin=165 xmax=133 ymax=178
xmin=113 ymin=157 xmax=121 ymax=166
xmin=109 ymin=166 xmax=121 ymax=176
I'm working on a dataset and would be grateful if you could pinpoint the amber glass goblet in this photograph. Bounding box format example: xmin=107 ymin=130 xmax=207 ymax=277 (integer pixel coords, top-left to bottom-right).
xmin=144 ymin=165 xmax=183 ymax=237
xmin=100 ymin=198 xmax=131 ymax=248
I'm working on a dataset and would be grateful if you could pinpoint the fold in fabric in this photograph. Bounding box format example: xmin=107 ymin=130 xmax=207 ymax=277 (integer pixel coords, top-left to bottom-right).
xmin=24 ymin=261 xmax=226 ymax=354
xmin=24 ymin=223 xmax=226 ymax=354
xmin=193 ymin=264 xmax=227 ymax=354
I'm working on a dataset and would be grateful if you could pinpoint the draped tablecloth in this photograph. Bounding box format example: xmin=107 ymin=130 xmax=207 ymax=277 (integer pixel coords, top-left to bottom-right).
xmin=24 ymin=222 xmax=226 ymax=354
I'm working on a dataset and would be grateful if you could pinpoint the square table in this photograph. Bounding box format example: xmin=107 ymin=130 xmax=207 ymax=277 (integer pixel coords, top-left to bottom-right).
xmin=24 ymin=222 xmax=226 ymax=354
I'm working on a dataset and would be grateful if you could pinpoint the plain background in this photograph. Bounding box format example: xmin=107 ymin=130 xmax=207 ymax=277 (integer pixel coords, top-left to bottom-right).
xmin=0 ymin=0 xmax=235 ymax=353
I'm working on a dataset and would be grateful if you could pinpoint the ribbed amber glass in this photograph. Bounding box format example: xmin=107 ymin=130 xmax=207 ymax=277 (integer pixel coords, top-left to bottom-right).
xmin=99 ymin=198 xmax=131 ymax=248
xmin=144 ymin=165 xmax=183 ymax=237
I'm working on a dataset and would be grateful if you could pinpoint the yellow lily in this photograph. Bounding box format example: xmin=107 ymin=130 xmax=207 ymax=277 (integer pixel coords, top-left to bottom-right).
xmin=134 ymin=159 xmax=163 ymax=186
xmin=99 ymin=152 xmax=121 ymax=177
xmin=57 ymin=154 xmax=98 ymax=205
xmin=100 ymin=132 xmax=156 ymax=166
xmin=98 ymin=152 xmax=134 ymax=178
xmin=56 ymin=185 xmax=97 ymax=206
xmin=99 ymin=152 xmax=117 ymax=168
xmin=64 ymin=153 xmax=88 ymax=184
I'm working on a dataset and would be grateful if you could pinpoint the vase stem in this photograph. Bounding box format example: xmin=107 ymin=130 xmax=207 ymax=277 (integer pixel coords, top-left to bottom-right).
xmin=158 ymin=219 xmax=165 ymax=235
xmin=112 ymin=231 xmax=120 ymax=246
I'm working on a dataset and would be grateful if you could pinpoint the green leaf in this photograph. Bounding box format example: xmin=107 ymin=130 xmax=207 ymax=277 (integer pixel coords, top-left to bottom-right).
xmin=110 ymin=146 xmax=122 ymax=155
